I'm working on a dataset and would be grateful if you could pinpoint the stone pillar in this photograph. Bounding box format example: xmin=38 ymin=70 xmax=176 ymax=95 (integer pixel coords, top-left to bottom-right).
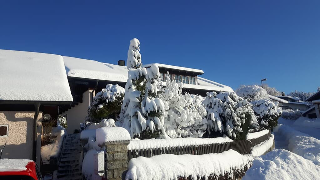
xmin=105 ymin=140 xmax=130 ymax=180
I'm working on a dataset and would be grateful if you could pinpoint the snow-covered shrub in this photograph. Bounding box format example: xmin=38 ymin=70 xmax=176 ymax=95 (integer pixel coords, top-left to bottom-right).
xmin=281 ymin=109 xmax=302 ymax=120
xmin=260 ymin=84 xmax=283 ymax=96
xmin=288 ymin=90 xmax=314 ymax=101
xmin=160 ymin=74 xmax=207 ymax=138
xmin=236 ymin=85 xmax=269 ymax=102
xmin=252 ymin=99 xmax=281 ymax=130
xmin=120 ymin=38 xmax=166 ymax=139
xmin=57 ymin=115 xmax=67 ymax=129
xmin=203 ymin=92 xmax=258 ymax=140
xmin=236 ymin=85 xmax=282 ymax=131
xmin=87 ymin=84 xmax=125 ymax=123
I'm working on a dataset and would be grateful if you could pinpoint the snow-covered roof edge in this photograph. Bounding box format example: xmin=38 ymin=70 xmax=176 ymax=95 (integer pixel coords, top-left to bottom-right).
xmin=269 ymin=95 xmax=289 ymax=104
xmin=144 ymin=63 xmax=204 ymax=74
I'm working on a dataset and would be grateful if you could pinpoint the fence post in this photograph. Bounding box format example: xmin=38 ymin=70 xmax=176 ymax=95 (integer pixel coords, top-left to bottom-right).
xmin=105 ymin=140 xmax=130 ymax=180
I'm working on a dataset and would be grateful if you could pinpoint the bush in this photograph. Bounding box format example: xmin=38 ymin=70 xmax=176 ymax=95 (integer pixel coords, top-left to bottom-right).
xmin=87 ymin=84 xmax=125 ymax=123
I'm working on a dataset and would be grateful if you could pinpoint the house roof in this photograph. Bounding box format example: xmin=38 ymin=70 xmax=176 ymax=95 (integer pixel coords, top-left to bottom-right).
xmin=63 ymin=56 xmax=128 ymax=83
xmin=269 ymin=95 xmax=289 ymax=104
xmin=144 ymin=63 xmax=204 ymax=75
xmin=306 ymin=91 xmax=320 ymax=102
xmin=0 ymin=50 xmax=73 ymax=103
xmin=193 ymin=77 xmax=233 ymax=92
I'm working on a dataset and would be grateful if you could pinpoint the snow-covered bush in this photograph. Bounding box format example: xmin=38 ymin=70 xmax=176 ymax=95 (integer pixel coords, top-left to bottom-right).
xmin=120 ymin=38 xmax=166 ymax=139
xmin=87 ymin=84 xmax=125 ymax=123
xmin=160 ymin=74 xmax=207 ymax=138
xmin=57 ymin=115 xmax=67 ymax=128
xmin=260 ymin=84 xmax=283 ymax=96
xmin=203 ymin=92 xmax=258 ymax=140
xmin=288 ymin=90 xmax=314 ymax=101
xmin=236 ymin=85 xmax=282 ymax=131
xmin=252 ymin=99 xmax=281 ymax=130
xmin=281 ymin=109 xmax=302 ymax=120
xmin=236 ymin=85 xmax=269 ymax=102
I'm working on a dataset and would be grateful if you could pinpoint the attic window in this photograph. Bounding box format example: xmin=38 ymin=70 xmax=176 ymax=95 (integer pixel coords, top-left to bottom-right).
xmin=0 ymin=125 xmax=8 ymax=136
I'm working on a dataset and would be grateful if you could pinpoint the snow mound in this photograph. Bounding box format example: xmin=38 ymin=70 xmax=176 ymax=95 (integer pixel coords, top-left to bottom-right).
xmin=128 ymin=137 xmax=233 ymax=150
xmin=96 ymin=127 xmax=130 ymax=144
xmin=82 ymin=149 xmax=102 ymax=180
xmin=274 ymin=124 xmax=320 ymax=165
xmin=243 ymin=149 xmax=320 ymax=180
xmin=0 ymin=159 xmax=33 ymax=172
xmin=126 ymin=149 xmax=252 ymax=180
xmin=251 ymin=134 xmax=274 ymax=157
xmin=41 ymin=129 xmax=66 ymax=164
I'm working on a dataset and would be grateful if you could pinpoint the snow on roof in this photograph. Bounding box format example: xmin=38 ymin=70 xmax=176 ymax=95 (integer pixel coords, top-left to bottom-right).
xmin=63 ymin=56 xmax=128 ymax=82
xmin=144 ymin=63 xmax=204 ymax=74
xmin=306 ymin=91 xmax=320 ymax=102
xmin=0 ymin=50 xmax=73 ymax=102
xmin=0 ymin=159 xmax=33 ymax=172
xmin=184 ymin=77 xmax=233 ymax=92
xmin=269 ymin=95 xmax=289 ymax=104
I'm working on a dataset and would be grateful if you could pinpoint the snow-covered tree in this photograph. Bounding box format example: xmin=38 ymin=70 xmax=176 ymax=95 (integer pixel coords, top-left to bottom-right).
xmin=120 ymin=38 xmax=166 ymax=139
xmin=260 ymin=84 xmax=282 ymax=96
xmin=288 ymin=91 xmax=314 ymax=101
xmin=236 ymin=85 xmax=282 ymax=131
xmin=160 ymin=73 xmax=207 ymax=138
xmin=203 ymin=92 xmax=258 ymax=140
xmin=87 ymin=84 xmax=125 ymax=123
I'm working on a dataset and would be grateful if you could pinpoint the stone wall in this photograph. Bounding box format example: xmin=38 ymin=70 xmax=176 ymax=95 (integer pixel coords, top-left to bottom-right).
xmin=105 ymin=140 xmax=130 ymax=180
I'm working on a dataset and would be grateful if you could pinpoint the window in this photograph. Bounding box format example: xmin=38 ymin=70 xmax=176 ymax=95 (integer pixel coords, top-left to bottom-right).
xmin=0 ymin=125 xmax=8 ymax=136
xmin=182 ymin=76 xmax=186 ymax=83
xmin=186 ymin=76 xmax=190 ymax=84
xmin=191 ymin=77 xmax=196 ymax=85
xmin=178 ymin=75 xmax=182 ymax=83
xmin=160 ymin=73 xmax=164 ymax=81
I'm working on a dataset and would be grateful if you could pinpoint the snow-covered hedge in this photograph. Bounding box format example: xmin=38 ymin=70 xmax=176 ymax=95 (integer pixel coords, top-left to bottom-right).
xmin=160 ymin=75 xmax=207 ymax=138
xmin=87 ymin=84 xmax=124 ymax=123
xmin=236 ymin=85 xmax=282 ymax=131
xmin=203 ymin=91 xmax=258 ymax=140
xmin=281 ymin=109 xmax=302 ymax=120
xmin=126 ymin=149 xmax=253 ymax=180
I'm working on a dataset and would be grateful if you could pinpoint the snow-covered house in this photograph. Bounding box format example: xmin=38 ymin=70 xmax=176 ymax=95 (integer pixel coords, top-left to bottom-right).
xmin=0 ymin=50 xmax=73 ymax=166
xmin=61 ymin=58 xmax=233 ymax=133
xmin=302 ymin=91 xmax=320 ymax=118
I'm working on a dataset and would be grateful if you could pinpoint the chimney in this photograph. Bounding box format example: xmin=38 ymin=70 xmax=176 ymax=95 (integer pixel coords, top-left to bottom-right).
xmin=118 ymin=60 xmax=125 ymax=66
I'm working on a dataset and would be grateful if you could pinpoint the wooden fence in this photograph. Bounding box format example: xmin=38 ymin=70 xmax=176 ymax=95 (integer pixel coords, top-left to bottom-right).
xmin=128 ymin=131 xmax=271 ymax=160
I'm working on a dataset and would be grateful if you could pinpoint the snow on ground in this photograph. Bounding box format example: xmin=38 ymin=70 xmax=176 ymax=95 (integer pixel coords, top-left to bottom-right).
xmin=128 ymin=137 xmax=233 ymax=150
xmin=82 ymin=149 xmax=103 ymax=180
xmin=0 ymin=159 xmax=33 ymax=172
xmin=274 ymin=123 xmax=320 ymax=165
xmin=251 ymin=134 xmax=274 ymax=157
xmin=0 ymin=49 xmax=73 ymax=102
xmin=243 ymin=149 xmax=320 ymax=180
xmin=247 ymin=129 xmax=269 ymax=140
xmin=41 ymin=128 xmax=66 ymax=164
xmin=63 ymin=56 xmax=128 ymax=82
xmin=126 ymin=149 xmax=252 ymax=180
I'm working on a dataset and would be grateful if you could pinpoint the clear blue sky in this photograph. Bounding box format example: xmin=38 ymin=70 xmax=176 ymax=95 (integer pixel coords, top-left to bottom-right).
xmin=0 ymin=1 xmax=319 ymax=94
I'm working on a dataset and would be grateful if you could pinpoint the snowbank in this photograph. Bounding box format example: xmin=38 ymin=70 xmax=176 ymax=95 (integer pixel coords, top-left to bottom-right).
xmin=82 ymin=149 xmax=104 ymax=180
xmin=41 ymin=129 xmax=66 ymax=164
xmin=0 ymin=159 xmax=33 ymax=172
xmin=247 ymin=129 xmax=269 ymax=140
xmin=96 ymin=127 xmax=130 ymax=145
xmin=126 ymin=149 xmax=252 ymax=180
xmin=0 ymin=49 xmax=73 ymax=102
xmin=243 ymin=149 xmax=320 ymax=180
xmin=251 ymin=134 xmax=274 ymax=157
xmin=80 ymin=129 xmax=96 ymax=140
xmin=293 ymin=117 xmax=320 ymax=128
xmin=274 ymin=124 xmax=320 ymax=165
xmin=128 ymin=137 xmax=233 ymax=150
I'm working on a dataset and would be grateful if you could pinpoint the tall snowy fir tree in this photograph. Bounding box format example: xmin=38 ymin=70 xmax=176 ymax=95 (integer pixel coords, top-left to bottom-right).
xmin=120 ymin=38 xmax=166 ymax=139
